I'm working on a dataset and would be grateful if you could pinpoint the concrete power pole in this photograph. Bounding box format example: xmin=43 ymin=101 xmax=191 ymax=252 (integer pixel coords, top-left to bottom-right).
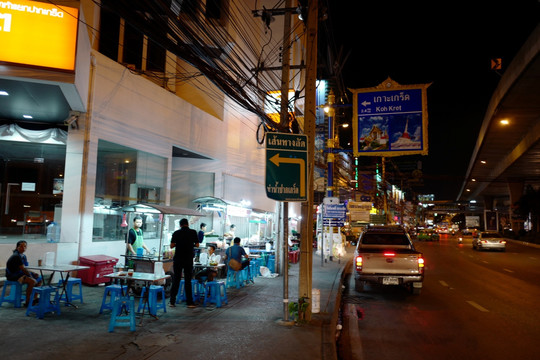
xmin=299 ymin=0 xmax=317 ymax=321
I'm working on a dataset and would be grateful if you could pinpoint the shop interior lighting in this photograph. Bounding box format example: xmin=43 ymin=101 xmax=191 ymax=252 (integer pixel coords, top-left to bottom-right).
xmin=0 ymin=90 xmax=8 ymax=96
xmin=23 ymin=115 xmax=33 ymax=119
xmin=202 ymin=206 xmax=225 ymax=211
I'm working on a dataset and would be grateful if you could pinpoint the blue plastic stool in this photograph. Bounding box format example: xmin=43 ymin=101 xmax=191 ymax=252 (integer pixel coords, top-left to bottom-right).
xmin=251 ymin=259 xmax=261 ymax=277
xmin=25 ymin=286 xmax=61 ymax=319
xmin=58 ymin=278 xmax=83 ymax=304
xmin=247 ymin=263 xmax=256 ymax=282
xmin=0 ymin=280 xmax=25 ymax=308
xmin=203 ymin=281 xmax=228 ymax=308
xmin=176 ymin=279 xmax=201 ymax=304
xmin=108 ymin=296 xmax=136 ymax=332
xmin=99 ymin=284 xmax=126 ymax=314
xmin=267 ymin=255 xmax=275 ymax=273
xmin=138 ymin=285 xmax=167 ymax=316
xmin=226 ymin=269 xmax=244 ymax=289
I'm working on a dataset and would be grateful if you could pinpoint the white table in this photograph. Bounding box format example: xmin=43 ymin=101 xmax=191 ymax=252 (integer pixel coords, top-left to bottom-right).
xmin=26 ymin=264 xmax=90 ymax=308
xmin=104 ymin=271 xmax=171 ymax=323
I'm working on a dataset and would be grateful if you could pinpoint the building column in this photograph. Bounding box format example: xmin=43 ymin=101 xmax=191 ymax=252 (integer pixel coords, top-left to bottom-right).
xmin=507 ymin=179 xmax=524 ymax=232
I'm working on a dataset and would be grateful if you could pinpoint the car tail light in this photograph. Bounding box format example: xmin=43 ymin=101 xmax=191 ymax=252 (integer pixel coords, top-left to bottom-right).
xmin=418 ymin=257 xmax=425 ymax=274
xmin=481 ymin=240 xmax=488 ymax=244
xmin=500 ymin=240 xmax=506 ymax=244
xmin=355 ymin=255 xmax=363 ymax=271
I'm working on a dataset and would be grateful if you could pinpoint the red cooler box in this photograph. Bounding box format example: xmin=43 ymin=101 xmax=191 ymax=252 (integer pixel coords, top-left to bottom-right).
xmin=78 ymin=255 xmax=118 ymax=285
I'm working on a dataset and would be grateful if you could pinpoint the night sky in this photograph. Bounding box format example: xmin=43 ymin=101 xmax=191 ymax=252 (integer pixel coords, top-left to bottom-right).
xmin=327 ymin=1 xmax=539 ymax=200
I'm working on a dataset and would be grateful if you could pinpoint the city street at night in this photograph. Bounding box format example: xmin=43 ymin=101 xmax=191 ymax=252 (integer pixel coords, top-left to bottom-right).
xmin=339 ymin=236 xmax=540 ymax=360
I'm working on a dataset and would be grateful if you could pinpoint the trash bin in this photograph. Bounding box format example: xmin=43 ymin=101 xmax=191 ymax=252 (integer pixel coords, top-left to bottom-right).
xmin=78 ymin=255 xmax=118 ymax=285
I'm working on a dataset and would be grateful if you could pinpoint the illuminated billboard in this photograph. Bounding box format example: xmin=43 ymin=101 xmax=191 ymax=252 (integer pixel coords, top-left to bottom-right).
xmin=0 ymin=0 xmax=79 ymax=71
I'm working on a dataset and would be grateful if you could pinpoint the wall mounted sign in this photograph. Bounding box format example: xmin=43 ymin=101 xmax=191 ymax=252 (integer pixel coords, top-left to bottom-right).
xmin=0 ymin=0 xmax=79 ymax=71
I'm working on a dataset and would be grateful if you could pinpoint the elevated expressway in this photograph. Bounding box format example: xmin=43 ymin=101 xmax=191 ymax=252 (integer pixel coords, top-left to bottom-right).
xmin=457 ymin=24 xmax=540 ymax=230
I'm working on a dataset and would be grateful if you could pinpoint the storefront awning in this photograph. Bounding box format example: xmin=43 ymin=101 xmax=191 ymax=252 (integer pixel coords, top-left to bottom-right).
xmin=121 ymin=203 xmax=203 ymax=216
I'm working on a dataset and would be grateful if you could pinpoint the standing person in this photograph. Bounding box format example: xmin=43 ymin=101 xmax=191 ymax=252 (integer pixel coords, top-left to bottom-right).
xmin=126 ymin=216 xmax=150 ymax=256
xmin=169 ymin=218 xmax=199 ymax=308
xmin=6 ymin=240 xmax=42 ymax=307
xmin=197 ymin=223 xmax=214 ymax=244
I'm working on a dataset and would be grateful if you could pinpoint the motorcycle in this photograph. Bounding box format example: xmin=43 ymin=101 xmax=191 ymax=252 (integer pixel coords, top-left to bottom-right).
xmin=458 ymin=236 xmax=463 ymax=244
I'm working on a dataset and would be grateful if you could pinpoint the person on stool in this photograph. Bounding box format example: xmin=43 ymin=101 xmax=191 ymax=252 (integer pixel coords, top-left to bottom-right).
xmin=225 ymin=237 xmax=250 ymax=272
xmin=6 ymin=240 xmax=42 ymax=307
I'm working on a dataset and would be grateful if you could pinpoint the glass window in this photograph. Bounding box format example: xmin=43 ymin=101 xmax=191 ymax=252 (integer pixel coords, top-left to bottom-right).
xmin=93 ymin=140 xmax=166 ymax=242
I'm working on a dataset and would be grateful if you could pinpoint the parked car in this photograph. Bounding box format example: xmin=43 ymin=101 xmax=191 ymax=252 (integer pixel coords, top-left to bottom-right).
xmin=417 ymin=229 xmax=440 ymax=241
xmin=472 ymin=232 xmax=506 ymax=251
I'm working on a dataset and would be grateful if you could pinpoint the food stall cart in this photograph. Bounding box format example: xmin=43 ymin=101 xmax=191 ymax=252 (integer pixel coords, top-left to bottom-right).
xmin=247 ymin=208 xmax=275 ymax=248
xmin=120 ymin=203 xmax=203 ymax=294
xmin=192 ymin=196 xmax=252 ymax=248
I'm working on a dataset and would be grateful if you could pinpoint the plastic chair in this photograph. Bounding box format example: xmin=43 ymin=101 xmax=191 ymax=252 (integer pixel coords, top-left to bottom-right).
xmin=0 ymin=280 xmax=25 ymax=308
xmin=99 ymin=284 xmax=126 ymax=314
xmin=176 ymin=279 xmax=201 ymax=304
xmin=203 ymin=281 xmax=228 ymax=308
xmin=25 ymin=286 xmax=61 ymax=319
xmin=58 ymin=277 xmax=84 ymax=304
xmin=138 ymin=285 xmax=167 ymax=316
xmin=108 ymin=296 xmax=136 ymax=332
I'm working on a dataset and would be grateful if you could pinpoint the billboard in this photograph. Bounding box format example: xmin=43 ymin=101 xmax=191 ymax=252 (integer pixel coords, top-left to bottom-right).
xmin=351 ymin=77 xmax=430 ymax=157
xmin=0 ymin=0 xmax=79 ymax=71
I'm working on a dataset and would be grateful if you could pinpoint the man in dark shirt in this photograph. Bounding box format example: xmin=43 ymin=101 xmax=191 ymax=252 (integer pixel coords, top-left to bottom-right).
xmin=6 ymin=240 xmax=42 ymax=307
xmin=169 ymin=218 xmax=199 ymax=308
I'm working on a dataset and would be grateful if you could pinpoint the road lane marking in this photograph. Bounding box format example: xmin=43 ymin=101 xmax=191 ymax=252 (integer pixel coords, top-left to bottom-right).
xmin=482 ymin=261 xmax=489 ymax=264
xmin=503 ymin=268 xmax=514 ymax=273
xmin=439 ymin=280 xmax=449 ymax=287
xmin=467 ymin=301 xmax=489 ymax=312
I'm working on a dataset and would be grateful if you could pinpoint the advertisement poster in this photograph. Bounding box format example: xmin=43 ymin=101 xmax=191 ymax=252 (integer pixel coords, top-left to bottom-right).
xmin=53 ymin=178 xmax=63 ymax=194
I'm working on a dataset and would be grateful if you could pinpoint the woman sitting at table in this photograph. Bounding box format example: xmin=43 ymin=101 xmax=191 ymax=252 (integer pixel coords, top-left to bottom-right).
xmin=5 ymin=240 xmax=42 ymax=307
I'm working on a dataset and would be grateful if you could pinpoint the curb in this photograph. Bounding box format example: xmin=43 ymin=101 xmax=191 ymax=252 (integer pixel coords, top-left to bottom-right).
xmin=324 ymin=257 xmax=353 ymax=360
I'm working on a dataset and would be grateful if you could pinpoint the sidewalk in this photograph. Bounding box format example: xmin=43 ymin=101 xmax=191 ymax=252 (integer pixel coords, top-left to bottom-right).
xmin=0 ymin=250 xmax=353 ymax=360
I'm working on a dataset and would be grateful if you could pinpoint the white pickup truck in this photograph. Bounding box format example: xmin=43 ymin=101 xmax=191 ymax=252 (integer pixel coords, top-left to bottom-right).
xmin=354 ymin=225 xmax=425 ymax=295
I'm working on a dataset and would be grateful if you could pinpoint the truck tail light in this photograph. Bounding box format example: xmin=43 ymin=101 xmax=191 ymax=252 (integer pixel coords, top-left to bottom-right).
xmin=418 ymin=257 xmax=425 ymax=274
xmin=383 ymin=252 xmax=396 ymax=257
xmin=355 ymin=255 xmax=363 ymax=271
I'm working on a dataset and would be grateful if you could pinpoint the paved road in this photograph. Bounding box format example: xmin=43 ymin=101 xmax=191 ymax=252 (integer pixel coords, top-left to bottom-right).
xmin=339 ymin=235 xmax=540 ymax=360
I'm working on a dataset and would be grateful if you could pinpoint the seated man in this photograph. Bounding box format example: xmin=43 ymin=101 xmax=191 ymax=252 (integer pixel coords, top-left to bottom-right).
xmin=6 ymin=240 xmax=42 ymax=307
xmin=225 ymin=237 xmax=250 ymax=271
xmin=195 ymin=244 xmax=220 ymax=282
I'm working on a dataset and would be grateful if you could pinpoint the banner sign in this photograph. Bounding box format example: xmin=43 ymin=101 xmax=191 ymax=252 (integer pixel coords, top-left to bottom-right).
xmin=351 ymin=77 xmax=430 ymax=157
xmin=0 ymin=0 xmax=79 ymax=71
xmin=348 ymin=201 xmax=372 ymax=222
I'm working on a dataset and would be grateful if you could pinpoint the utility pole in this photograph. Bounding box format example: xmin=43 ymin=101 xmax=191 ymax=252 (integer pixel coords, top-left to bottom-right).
xmin=299 ymin=0 xmax=317 ymax=321
xmin=279 ymin=0 xmax=293 ymax=325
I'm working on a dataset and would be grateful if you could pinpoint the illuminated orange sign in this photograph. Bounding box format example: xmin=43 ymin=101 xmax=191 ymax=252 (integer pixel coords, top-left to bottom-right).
xmin=0 ymin=0 xmax=79 ymax=71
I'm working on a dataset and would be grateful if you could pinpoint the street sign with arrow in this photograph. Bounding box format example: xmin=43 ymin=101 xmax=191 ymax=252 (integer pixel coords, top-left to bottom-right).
xmin=265 ymin=132 xmax=308 ymax=201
